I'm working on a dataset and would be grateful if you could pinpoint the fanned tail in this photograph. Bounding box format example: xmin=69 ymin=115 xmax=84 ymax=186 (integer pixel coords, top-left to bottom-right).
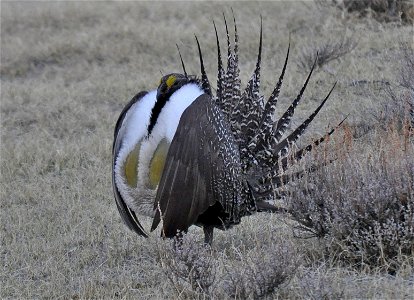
xmin=194 ymin=15 xmax=343 ymax=214
xmin=257 ymin=115 xmax=347 ymax=191
xmin=257 ymin=54 xmax=319 ymax=159
xmin=253 ymin=162 xmax=326 ymax=197
xmin=257 ymin=82 xmax=336 ymax=167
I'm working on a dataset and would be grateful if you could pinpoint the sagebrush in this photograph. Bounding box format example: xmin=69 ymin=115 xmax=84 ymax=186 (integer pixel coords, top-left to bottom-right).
xmin=287 ymin=123 xmax=413 ymax=271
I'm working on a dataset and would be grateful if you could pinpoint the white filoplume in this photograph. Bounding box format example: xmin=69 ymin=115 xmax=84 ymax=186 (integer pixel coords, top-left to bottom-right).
xmin=114 ymin=84 xmax=204 ymax=216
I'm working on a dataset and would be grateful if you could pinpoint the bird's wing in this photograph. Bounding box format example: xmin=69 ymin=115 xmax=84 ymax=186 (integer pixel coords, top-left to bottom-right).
xmin=112 ymin=91 xmax=148 ymax=155
xmin=151 ymin=94 xmax=220 ymax=237
xmin=112 ymin=91 xmax=149 ymax=237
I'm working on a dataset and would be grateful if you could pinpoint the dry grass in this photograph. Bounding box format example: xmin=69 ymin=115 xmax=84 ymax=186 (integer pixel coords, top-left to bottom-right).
xmin=1 ymin=1 xmax=413 ymax=299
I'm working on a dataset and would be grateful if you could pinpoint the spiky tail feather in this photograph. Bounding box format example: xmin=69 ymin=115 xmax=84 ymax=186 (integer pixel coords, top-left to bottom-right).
xmin=213 ymin=20 xmax=225 ymax=111
xmin=247 ymin=40 xmax=290 ymax=155
xmin=257 ymin=82 xmax=337 ymax=167
xmin=192 ymin=15 xmax=344 ymax=213
xmin=231 ymin=16 xmax=264 ymax=148
xmin=257 ymin=116 xmax=348 ymax=190
xmin=217 ymin=13 xmax=241 ymax=120
xmin=195 ymin=35 xmax=212 ymax=96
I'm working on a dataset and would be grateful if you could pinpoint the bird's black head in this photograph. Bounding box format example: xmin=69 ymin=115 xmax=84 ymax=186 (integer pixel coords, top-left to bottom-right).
xmin=156 ymin=73 xmax=191 ymax=101
xmin=147 ymin=73 xmax=199 ymax=137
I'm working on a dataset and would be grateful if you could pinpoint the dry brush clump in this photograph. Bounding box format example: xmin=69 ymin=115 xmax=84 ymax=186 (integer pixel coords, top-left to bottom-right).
xmin=342 ymin=0 xmax=414 ymax=24
xmin=286 ymin=123 xmax=413 ymax=271
xmin=220 ymin=239 xmax=299 ymax=299
xmin=298 ymin=36 xmax=357 ymax=72
xmin=372 ymin=42 xmax=414 ymax=131
xmin=398 ymin=42 xmax=414 ymax=92
xmin=290 ymin=266 xmax=346 ymax=300
xmin=157 ymin=236 xmax=217 ymax=298
xmin=156 ymin=230 xmax=300 ymax=299
xmin=318 ymin=0 xmax=414 ymax=24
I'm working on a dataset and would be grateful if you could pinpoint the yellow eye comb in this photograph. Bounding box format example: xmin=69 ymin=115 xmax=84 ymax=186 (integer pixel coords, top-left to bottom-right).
xmin=166 ymin=75 xmax=176 ymax=88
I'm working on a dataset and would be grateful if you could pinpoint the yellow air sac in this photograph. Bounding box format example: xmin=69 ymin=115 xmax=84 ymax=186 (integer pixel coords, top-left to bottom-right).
xmin=124 ymin=143 xmax=141 ymax=188
xmin=149 ymin=139 xmax=169 ymax=189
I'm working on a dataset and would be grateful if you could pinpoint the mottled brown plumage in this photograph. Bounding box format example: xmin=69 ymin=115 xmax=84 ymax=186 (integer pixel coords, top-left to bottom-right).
xmin=151 ymin=94 xmax=252 ymax=243
xmin=112 ymin=15 xmax=343 ymax=245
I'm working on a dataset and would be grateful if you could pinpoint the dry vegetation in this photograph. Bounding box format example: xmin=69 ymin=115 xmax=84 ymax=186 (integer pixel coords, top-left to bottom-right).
xmin=318 ymin=0 xmax=414 ymax=24
xmin=288 ymin=123 xmax=413 ymax=271
xmin=1 ymin=1 xmax=413 ymax=299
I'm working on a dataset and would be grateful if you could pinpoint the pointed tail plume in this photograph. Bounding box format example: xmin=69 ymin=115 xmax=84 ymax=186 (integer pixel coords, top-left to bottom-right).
xmin=195 ymin=35 xmax=212 ymax=96
xmin=248 ymin=40 xmax=290 ymax=153
xmin=176 ymin=44 xmax=188 ymax=78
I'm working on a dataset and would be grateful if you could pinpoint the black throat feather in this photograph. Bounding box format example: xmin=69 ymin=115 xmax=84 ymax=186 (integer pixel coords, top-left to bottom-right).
xmin=147 ymin=78 xmax=200 ymax=137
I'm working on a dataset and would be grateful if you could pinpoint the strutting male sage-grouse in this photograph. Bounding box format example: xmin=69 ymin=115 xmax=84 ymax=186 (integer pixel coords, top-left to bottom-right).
xmin=112 ymin=16 xmax=343 ymax=245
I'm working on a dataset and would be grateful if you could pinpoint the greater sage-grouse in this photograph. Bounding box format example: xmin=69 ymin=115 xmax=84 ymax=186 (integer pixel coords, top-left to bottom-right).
xmin=112 ymin=16 xmax=343 ymax=244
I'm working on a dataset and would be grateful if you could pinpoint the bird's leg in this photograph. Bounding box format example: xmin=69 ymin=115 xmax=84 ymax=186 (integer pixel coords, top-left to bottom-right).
xmin=203 ymin=225 xmax=214 ymax=246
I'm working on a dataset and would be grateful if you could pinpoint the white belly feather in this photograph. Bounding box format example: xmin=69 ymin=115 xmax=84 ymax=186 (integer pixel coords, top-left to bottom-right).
xmin=115 ymin=84 xmax=204 ymax=217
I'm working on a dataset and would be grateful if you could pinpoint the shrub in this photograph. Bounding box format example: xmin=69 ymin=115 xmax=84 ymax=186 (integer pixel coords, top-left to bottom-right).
xmin=298 ymin=36 xmax=357 ymax=72
xmin=220 ymin=238 xmax=300 ymax=299
xmin=286 ymin=124 xmax=413 ymax=271
xmin=156 ymin=230 xmax=300 ymax=299
xmin=319 ymin=0 xmax=414 ymax=24
xmin=292 ymin=266 xmax=346 ymax=299
xmin=398 ymin=42 xmax=414 ymax=91
xmin=157 ymin=236 xmax=217 ymax=298
xmin=343 ymin=0 xmax=414 ymax=24
xmin=373 ymin=42 xmax=414 ymax=130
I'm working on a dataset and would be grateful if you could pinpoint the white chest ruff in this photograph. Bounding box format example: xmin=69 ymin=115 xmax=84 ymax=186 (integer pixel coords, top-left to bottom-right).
xmin=114 ymin=84 xmax=204 ymax=217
